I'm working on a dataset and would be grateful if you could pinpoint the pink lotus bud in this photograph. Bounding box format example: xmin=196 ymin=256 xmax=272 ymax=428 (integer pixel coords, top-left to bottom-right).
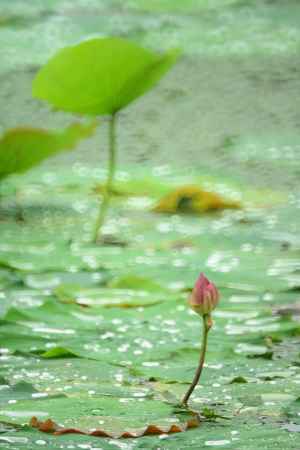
xmin=189 ymin=273 xmax=219 ymax=316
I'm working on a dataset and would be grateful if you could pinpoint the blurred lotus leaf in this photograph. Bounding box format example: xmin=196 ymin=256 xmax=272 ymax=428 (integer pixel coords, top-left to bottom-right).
xmin=32 ymin=37 xmax=179 ymax=115
xmin=153 ymin=185 xmax=241 ymax=214
xmin=0 ymin=121 xmax=96 ymax=180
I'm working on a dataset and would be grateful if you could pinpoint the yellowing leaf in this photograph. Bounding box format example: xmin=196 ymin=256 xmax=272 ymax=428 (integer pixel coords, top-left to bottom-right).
xmin=153 ymin=185 xmax=241 ymax=214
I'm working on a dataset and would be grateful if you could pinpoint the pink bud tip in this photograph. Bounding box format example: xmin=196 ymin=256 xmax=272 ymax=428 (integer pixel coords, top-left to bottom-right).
xmin=188 ymin=273 xmax=220 ymax=316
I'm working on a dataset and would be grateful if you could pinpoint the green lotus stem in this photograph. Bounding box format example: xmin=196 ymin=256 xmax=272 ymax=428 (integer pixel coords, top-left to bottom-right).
xmin=93 ymin=113 xmax=117 ymax=243
xmin=182 ymin=314 xmax=212 ymax=406
xmin=15 ymin=186 xmax=24 ymax=222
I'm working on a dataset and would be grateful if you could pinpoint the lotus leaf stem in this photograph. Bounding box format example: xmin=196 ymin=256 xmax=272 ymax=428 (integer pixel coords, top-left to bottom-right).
xmin=93 ymin=113 xmax=117 ymax=243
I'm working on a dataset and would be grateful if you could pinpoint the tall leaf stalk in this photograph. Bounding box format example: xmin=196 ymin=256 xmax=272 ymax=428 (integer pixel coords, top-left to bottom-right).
xmin=93 ymin=113 xmax=117 ymax=242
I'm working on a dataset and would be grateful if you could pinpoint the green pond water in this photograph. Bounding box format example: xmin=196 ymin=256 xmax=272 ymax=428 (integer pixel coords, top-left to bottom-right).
xmin=0 ymin=0 xmax=300 ymax=449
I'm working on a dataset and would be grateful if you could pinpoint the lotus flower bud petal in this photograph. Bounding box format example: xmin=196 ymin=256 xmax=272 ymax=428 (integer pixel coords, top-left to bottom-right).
xmin=189 ymin=273 xmax=219 ymax=316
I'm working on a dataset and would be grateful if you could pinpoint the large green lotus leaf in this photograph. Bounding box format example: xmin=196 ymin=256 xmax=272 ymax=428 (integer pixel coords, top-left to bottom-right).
xmin=53 ymin=283 xmax=172 ymax=307
xmin=0 ymin=245 xmax=104 ymax=273
xmin=22 ymin=270 xmax=109 ymax=290
xmin=139 ymin=417 xmax=299 ymax=450
xmin=32 ymin=37 xmax=179 ymax=115
xmin=108 ymin=274 xmax=169 ymax=292
xmin=0 ymin=357 xmax=130 ymax=395
xmin=0 ymin=418 xmax=297 ymax=450
xmin=0 ymin=381 xmax=64 ymax=406
xmin=0 ymin=396 xmax=194 ymax=437
xmin=3 ymin=299 xmax=101 ymax=331
xmin=0 ymin=121 xmax=96 ymax=180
